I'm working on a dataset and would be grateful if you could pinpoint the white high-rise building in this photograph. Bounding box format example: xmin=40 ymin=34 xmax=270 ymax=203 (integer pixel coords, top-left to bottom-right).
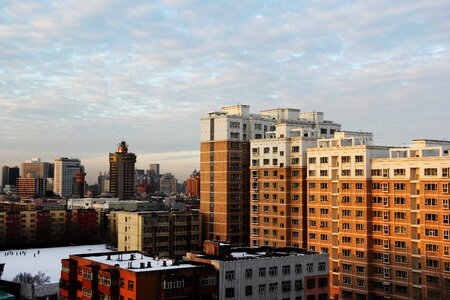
xmin=54 ymin=158 xmax=83 ymax=198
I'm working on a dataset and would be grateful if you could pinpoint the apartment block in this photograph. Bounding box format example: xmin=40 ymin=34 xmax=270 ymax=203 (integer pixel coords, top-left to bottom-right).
xmin=306 ymin=134 xmax=450 ymax=300
xmin=307 ymin=131 xmax=389 ymax=299
xmin=369 ymin=140 xmax=450 ymax=300
xmin=249 ymin=120 xmax=339 ymax=249
xmin=116 ymin=210 xmax=201 ymax=258
xmin=185 ymin=240 xmax=329 ymax=300
xmin=0 ymin=208 xmax=100 ymax=249
xmin=60 ymin=251 xmax=218 ymax=300
xmin=200 ymin=105 xmax=340 ymax=246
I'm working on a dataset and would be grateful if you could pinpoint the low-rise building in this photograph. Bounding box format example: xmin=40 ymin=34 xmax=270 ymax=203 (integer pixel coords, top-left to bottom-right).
xmin=115 ymin=210 xmax=201 ymax=258
xmin=185 ymin=240 xmax=329 ymax=300
xmin=59 ymin=251 xmax=219 ymax=300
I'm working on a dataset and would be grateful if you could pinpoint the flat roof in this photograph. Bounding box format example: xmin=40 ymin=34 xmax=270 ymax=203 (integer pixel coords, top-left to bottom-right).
xmin=73 ymin=252 xmax=198 ymax=272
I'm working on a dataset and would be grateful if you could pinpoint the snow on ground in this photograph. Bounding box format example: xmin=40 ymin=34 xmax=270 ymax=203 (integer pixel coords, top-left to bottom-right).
xmin=0 ymin=244 xmax=113 ymax=283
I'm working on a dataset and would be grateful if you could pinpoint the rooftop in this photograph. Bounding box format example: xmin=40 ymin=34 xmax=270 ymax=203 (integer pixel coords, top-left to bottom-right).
xmin=73 ymin=251 xmax=198 ymax=272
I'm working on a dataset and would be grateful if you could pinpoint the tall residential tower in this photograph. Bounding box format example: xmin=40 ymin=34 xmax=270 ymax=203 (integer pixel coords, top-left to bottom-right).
xmin=109 ymin=141 xmax=136 ymax=200
xmin=200 ymin=105 xmax=340 ymax=246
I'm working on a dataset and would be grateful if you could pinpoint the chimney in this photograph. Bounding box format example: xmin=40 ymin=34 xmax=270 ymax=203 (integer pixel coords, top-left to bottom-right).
xmin=162 ymin=260 xmax=167 ymax=267
xmin=140 ymin=262 xmax=145 ymax=268
xmin=147 ymin=262 xmax=152 ymax=268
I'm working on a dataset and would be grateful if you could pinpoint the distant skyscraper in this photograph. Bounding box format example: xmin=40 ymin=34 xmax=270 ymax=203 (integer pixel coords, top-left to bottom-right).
xmin=54 ymin=158 xmax=83 ymax=198
xmin=21 ymin=158 xmax=54 ymax=179
xmin=159 ymin=173 xmax=177 ymax=194
xmin=109 ymin=141 xmax=136 ymax=200
xmin=186 ymin=169 xmax=200 ymax=197
xmin=1 ymin=166 xmax=20 ymax=187
xmin=149 ymin=164 xmax=160 ymax=177
xmin=148 ymin=163 xmax=160 ymax=193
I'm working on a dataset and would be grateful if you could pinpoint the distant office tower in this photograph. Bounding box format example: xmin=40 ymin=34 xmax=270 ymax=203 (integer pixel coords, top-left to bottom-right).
xmin=186 ymin=169 xmax=200 ymax=197
xmin=200 ymin=104 xmax=340 ymax=246
xmin=97 ymin=171 xmax=110 ymax=194
xmin=149 ymin=164 xmax=160 ymax=177
xmin=148 ymin=163 xmax=160 ymax=193
xmin=54 ymin=158 xmax=83 ymax=198
xmin=109 ymin=141 xmax=136 ymax=200
xmin=1 ymin=166 xmax=20 ymax=187
xmin=159 ymin=173 xmax=177 ymax=194
xmin=75 ymin=171 xmax=86 ymax=198
xmin=21 ymin=158 xmax=54 ymax=179
xmin=16 ymin=177 xmax=46 ymax=198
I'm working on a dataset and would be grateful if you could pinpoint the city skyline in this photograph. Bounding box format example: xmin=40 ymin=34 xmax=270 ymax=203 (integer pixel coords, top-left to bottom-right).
xmin=1 ymin=1 xmax=449 ymax=183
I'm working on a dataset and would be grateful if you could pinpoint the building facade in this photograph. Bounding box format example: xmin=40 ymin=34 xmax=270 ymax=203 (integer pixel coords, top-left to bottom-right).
xmin=20 ymin=158 xmax=54 ymax=179
xmin=186 ymin=240 xmax=329 ymax=300
xmin=186 ymin=170 xmax=200 ymax=197
xmin=60 ymin=251 xmax=219 ymax=300
xmin=16 ymin=177 xmax=46 ymax=198
xmin=0 ymin=208 xmax=100 ymax=249
xmin=109 ymin=141 xmax=136 ymax=200
xmin=1 ymin=166 xmax=19 ymax=188
xmin=200 ymin=105 xmax=340 ymax=246
xmin=306 ymin=134 xmax=450 ymax=300
xmin=53 ymin=158 xmax=83 ymax=198
xmin=116 ymin=210 xmax=201 ymax=258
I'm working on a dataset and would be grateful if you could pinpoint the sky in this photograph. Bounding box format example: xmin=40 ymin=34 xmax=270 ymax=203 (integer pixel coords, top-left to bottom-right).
xmin=0 ymin=0 xmax=449 ymax=184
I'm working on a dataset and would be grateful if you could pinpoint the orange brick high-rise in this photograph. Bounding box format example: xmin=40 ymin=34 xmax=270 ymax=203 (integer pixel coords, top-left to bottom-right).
xmin=200 ymin=105 xmax=340 ymax=246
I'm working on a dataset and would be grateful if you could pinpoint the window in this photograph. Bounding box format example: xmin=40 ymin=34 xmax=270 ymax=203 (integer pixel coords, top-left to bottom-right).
xmin=425 ymin=213 xmax=438 ymax=221
xmin=245 ymin=285 xmax=252 ymax=296
xmin=342 ymin=182 xmax=350 ymax=189
xmin=225 ymin=287 xmax=235 ymax=298
xmin=394 ymin=168 xmax=406 ymax=176
xmin=269 ymin=266 xmax=278 ymax=276
xmin=292 ymin=158 xmax=300 ymax=165
xmin=355 ymin=155 xmax=364 ymax=162
xmin=259 ymin=284 xmax=266 ymax=294
xmin=394 ymin=183 xmax=406 ymax=190
xmin=318 ymin=262 xmax=326 ymax=271
xmin=295 ymin=280 xmax=303 ymax=291
xmin=424 ymin=168 xmax=438 ymax=176
xmin=259 ymin=267 xmax=266 ymax=277
xmin=309 ymin=157 xmax=316 ymax=164
xmin=295 ymin=264 xmax=302 ymax=274
xmin=320 ymin=170 xmax=328 ymax=176
xmin=424 ymin=183 xmax=438 ymax=191
xmin=320 ymin=182 xmax=328 ymax=189
xmin=245 ymin=269 xmax=253 ymax=279
xmin=355 ymin=169 xmax=364 ymax=176
xmin=355 ymin=183 xmax=364 ymax=189
xmin=226 ymin=271 xmax=235 ymax=280
xmin=128 ymin=280 xmax=134 ymax=291
xmin=292 ymin=146 xmax=300 ymax=152
xmin=342 ymin=276 xmax=351 ymax=285
xmin=282 ymin=265 xmax=290 ymax=275
xmin=320 ymin=157 xmax=328 ymax=164
xmin=307 ymin=263 xmax=313 ymax=272
xmin=282 ymin=281 xmax=291 ymax=292
xmin=269 ymin=283 xmax=278 ymax=293
xmin=341 ymin=156 xmax=351 ymax=163
xmin=341 ymin=169 xmax=351 ymax=176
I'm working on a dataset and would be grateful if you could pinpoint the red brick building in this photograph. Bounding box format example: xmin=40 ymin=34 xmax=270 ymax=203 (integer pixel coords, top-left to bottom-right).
xmin=60 ymin=251 xmax=219 ymax=300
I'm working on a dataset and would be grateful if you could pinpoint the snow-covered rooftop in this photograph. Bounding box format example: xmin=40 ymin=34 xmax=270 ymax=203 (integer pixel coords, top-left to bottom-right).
xmin=77 ymin=252 xmax=198 ymax=272
xmin=1 ymin=244 xmax=112 ymax=283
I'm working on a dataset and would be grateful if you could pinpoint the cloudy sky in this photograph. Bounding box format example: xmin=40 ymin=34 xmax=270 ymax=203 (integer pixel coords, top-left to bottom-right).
xmin=1 ymin=0 xmax=449 ymax=183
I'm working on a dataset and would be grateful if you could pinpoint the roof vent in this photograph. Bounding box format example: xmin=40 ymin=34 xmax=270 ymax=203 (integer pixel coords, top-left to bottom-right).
xmin=147 ymin=261 xmax=152 ymax=268
xmin=140 ymin=262 xmax=145 ymax=268
xmin=162 ymin=260 xmax=167 ymax=267
xmin=130 ymin=254 xmax=135 ymax=260
xmin=106 ymin=254 xmax=111 ymax=260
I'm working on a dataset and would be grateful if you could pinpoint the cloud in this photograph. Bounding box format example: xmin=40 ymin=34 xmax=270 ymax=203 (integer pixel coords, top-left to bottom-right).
xmin=0 ymin=0 xmax=449 ymax=182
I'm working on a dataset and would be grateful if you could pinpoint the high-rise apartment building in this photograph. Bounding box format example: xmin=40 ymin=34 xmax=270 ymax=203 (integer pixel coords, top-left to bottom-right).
xmin=186 ymin=169 xmax=200 ymax=197
xmin=109 ymin=141 xmax=136 ymax=200
xmin=54 ymin=158 xmax=83 ymax=198
xmin=306 ymin=134 xmax=450 ymax=300
xmin=200 ymin=105 xmax=340 ymax=246
xmin=16 ymin=177 xmax=46 ymax=198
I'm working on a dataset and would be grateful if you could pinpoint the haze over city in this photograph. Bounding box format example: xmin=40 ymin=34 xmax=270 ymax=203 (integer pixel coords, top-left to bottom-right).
xmin=1 ymin=0 xmax=449 ymax=183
